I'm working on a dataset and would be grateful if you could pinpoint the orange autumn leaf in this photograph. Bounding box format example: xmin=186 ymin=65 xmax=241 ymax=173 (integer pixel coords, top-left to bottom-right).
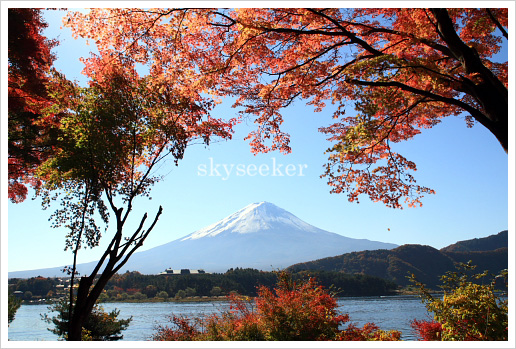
xmin=64 ymin=8 xmax=508 ymax=209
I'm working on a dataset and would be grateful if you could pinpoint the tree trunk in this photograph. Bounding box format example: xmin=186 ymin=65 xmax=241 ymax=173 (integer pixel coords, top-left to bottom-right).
xmin=431 ymin=8 xmax=508 ymax=152
xmin=67 ymin=276 xmax=92 ymax=341
xmin=67 ymin=264 xmax=116 ymax=340
xmin=66 ymin=206 xmax=162 ymax=340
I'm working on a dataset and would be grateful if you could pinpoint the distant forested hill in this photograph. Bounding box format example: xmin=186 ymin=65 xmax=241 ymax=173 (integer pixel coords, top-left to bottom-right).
xmin=287 ymin=231 xmax=508 ymax=288
xmin=440 ymin=230 xmax=508 ymax=252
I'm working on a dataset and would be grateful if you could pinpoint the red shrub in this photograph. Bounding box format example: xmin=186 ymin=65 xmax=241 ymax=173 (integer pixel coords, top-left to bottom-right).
xmin=153 ymin=272 xmax=400 ymax=341
xmin=410 ymin=319 xmax=442 ymax=341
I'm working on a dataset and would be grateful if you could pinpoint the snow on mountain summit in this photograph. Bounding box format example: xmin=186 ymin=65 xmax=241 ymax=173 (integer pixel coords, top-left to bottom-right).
xmin=182 ymin=201 xmax=319 ymax=240
xmin=8 ymin=201 xmax=400 ymax=276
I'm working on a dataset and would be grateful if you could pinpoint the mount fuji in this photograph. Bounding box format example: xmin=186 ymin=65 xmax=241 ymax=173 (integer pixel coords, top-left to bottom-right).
xmin=9 ymin=202 xmax=398 ymax=277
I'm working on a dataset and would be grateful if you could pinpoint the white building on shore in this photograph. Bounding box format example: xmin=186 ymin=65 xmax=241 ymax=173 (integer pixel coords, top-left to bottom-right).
xmin=159 ymin=268 xmax=208 ymax=275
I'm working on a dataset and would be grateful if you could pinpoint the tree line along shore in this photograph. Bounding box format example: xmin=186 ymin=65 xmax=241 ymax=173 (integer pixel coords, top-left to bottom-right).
xmin=8 ymin=268 xmax=398 ymax=304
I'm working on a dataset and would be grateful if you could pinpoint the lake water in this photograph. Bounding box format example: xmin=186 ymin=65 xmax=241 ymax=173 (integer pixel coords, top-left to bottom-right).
xmin=8 ymin=295 xmax=431 ymax=341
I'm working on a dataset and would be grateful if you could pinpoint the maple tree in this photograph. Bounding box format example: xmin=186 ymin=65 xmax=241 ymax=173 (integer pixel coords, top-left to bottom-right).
xmin=153 ymin=272 xmax=401 ymax=341
xmin=8 ymin=8 xmax=59 ymax=203
xmin=255 ymin=272 xmax=350 ymax=340
xmin=35 ymin=54 xmax=234 ymax=340
xmin=65 ymin=7 xmax=508 ymax=209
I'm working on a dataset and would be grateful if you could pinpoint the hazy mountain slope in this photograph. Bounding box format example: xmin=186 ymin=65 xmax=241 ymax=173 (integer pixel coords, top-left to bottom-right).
xmin=9 ymin=202 xmax=397 ymax=278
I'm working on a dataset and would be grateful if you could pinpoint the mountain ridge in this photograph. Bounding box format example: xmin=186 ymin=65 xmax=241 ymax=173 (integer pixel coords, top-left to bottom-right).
xmin=287 ymin=230 xmax=508 ymax=288
xmin=440 ymin=230 xmax=508 ymax=253
xmin=9 ymin=202 xmax=397 ymax=278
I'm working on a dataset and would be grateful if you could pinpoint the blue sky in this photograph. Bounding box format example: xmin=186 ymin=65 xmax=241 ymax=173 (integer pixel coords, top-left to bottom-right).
xmin=4 ymin=7 xmax=514 ymax=273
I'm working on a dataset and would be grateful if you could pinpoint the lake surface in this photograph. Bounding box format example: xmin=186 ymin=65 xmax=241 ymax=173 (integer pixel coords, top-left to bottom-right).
xmin=8 ymin=295 xmax=431 ymax=341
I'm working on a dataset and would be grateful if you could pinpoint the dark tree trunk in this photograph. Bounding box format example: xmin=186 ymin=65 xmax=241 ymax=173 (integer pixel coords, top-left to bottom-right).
xmin=68 ymin=276 xmax=93 ymax=341
xmin=431 ymin=8 xmax=508 ymax=152
xmin=66 ymin=206 xmax=162 ymax=341
xmin=68 ymin=271 xmax=115 ymax=340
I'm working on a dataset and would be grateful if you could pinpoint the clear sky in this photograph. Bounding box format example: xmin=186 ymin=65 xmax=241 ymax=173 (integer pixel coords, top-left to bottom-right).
xmin=4 ymin=6 xmax=514 ymax=273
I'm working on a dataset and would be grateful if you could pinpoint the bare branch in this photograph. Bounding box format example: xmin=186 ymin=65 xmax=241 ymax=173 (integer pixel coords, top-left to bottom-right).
xmin=113 ymin=206 xmax=163 ymax=275
xmin=208 ymin=11 xmax=236 ymax=27
xmin=117 ymin=212 xmax=148 ymax=259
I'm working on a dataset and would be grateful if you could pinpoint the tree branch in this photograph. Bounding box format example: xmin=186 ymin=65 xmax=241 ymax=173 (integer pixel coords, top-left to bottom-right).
xmin=486 ymin=9 xmax=508 ymax=39
xmin=117 ymin=212 xmax=148 ymax=259
xmin=306 ymin=8 xmax=384 ymax=56
xmin=345 ymin=78 xmax=492 ymax=130
xmin=113 ymin=206 xmax=163 ymax=275
xmin=208 ymin=11 xmax=236 ymax=27
xmin=430 ymin=8 xmax=507 ymax=96
xmin=88 ymin=236 xmax=116 ymax=279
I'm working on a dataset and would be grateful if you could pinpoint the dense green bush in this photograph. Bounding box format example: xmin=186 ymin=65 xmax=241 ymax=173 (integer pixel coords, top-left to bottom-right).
xmin=43 ymin=298 xmax=132 ymax=341
xmin=156 ymin=291 xmax=169 ymax=300
xmin=8 ymin=295 xmax=22 ymax=324
xmin=175 ymin=290 xmax=186 ymax=299
xmin=210 ymin=286 xmax=222 ymax=296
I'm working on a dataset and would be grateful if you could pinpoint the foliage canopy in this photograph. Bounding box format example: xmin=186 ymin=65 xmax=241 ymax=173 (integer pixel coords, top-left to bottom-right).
xmin=8 ymin=8 xmax=58 ymax=203
xmin=32 ymin=44 xmax=234 ymax=341
xmin=65 ymin=7 xmax=508 ymax=208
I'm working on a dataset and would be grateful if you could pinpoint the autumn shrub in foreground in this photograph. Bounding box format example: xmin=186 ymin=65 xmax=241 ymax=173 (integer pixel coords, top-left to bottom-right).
xmin=153 ymin=272 xmax=400 ymax=341
xmin=336 ymin=322 xmax=401 ymax=341
xmin=410 ymin=262 xmax=508 ymax=341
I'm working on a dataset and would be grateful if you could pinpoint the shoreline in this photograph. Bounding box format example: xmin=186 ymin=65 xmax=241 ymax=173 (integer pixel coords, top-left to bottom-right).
xmin=22 ymin=291 xmax=431 ymax=306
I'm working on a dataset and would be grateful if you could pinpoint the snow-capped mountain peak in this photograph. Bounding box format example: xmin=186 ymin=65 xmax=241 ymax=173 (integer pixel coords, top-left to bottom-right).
xmin=182 ymin=201 xmax=318 ymax=240
xmin=9 ymin=201 xmax=399 ymax=277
